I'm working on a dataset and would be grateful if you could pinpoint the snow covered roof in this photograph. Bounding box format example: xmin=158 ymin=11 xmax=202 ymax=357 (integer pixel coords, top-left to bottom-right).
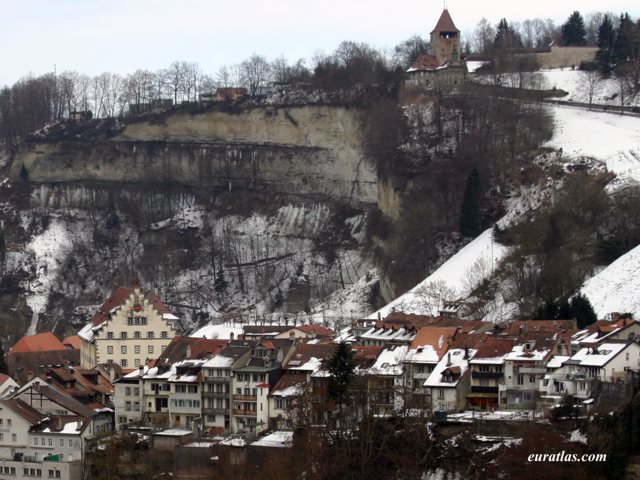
xmin=190 ymin=323 xmax=243 ymax=341
xmin=424 ymin=348 xmax=476 ymax=388
xmin=367 ymin=346 xmax=408 ymax=376
xmin=569 ymin=342 xmax=633 ymax=367
xmin=504 ymin=344 xmax=550 ymax=362
xmin=250 ymin=431 xmax=293 ymax=448
xmin=546 ymin=355 xmax=570 ymax=369
xmin=360 ymin=326 xmax=415 ymax=344
xmin=270 ymin=374 xmax=307 ymax=397
xmin=154 ymin=428 xmax=193 ymax=437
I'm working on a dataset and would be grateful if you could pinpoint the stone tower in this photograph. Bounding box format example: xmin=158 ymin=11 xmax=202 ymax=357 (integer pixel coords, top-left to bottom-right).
xmin=430 ymin=9 xmax=461 ymax=65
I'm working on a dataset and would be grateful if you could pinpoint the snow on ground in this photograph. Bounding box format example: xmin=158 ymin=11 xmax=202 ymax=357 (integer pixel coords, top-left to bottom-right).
xmin=580 ymin=243 xmax=640 ymax=318
xmin=369 ymin=228 xmax=508 ymax=319
xmin=310 ymin=269 xmax=378 ymax=324
xmin=546 ymin=105 xmax=640 ymax=189
xmin=190 ymin=322 xmax=244 ymax=340
xmin=569 ymin=429 xmax=588 ymax=444
xmin=23 ymin=218 xmax=73 ymax=333
xmin=540 ymin=68 xmax=640 ymax=108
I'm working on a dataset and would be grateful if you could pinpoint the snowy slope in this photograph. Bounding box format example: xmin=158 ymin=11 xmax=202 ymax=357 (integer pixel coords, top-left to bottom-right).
xmin=369 ymin=228 xmax=508 ymax=319
xmin=370 ymin=104 xmax=640 ymax=321
xmin=545 ymin=105 xmax=640 ymax=189
xmin=580 ymin=244 xmax=640 ymax=318
xmin=540 ymin=69 xmax=640 ymax=108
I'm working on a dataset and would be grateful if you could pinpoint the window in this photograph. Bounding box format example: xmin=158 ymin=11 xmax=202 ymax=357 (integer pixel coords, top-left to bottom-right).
xmin=121 ymin=345 xmax=127 ymax=354
xmin=121 ymin=359 xmax=128 ymax=368
xmin=161 ymin=331 xmax=168 ymax=339
xmin=134 ymin=359 xmax=140 ymax=367
xmin=517 ymin=375 xmax=524 ymax=385
xmin=148 ymin=345 xmax=154 ymax=354
xmin=147 ymin=331 xmax=154 ymax=339
xmin=107 ymin=346 xmax=113 ymax=354
xmin=107 ymin=332 xmax=114 ymax=339
xmin=529 ymin=375 xmax=536 ymax=383
xmin=125 ymin=387 xmax=131 ymax=396
xmin=120 ymin=332 xmax=127 ymax=339
xmin=60 ymin=439 xmax=64 ymax=447
xmin=68 ymin=439 xmax=72 ymax=447
xmin=125 ymin=401 xmax=132 ymax=411
xmin=161 ymin=345 xmax=166 ymax=352
xmin=48 ymin=438 xmax=52 ymax=446
xmin=12 ymin=433 xmax=16 ymax=442
xmin=33 ymin=438 xmax=38 ymax=446
xmin=479 ymin=379 xmax=489 ymax=387
xmin=7 ymin=419 xmax=10 ymax=427
xmin=438 ymin=388 xmax=445 ymax=399
xmin=134 ymin=331 xmax=141 ymax=339
xmin=135 ymin=345 xmax=141 ymax=354
xmin=134 ymin=387 xmax=140 ymax=396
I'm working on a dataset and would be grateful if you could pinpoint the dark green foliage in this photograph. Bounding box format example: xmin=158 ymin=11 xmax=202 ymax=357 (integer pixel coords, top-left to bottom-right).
xmin=327 ymin=341 xmax=356 ymax=408
xmin=613 ymin=13 xmax=638 ymax=65
xmin=214 ymin=267 xmax=228 ymax=293
xmin=494 ymin=18 xmax=522 ymax=49
xmin=570 ymin=293 xmax=598 ymax=328
xmin=19 ymin=164 xmax=29 ymax=182
xmin=597 ymin=15 xmax=616 ymax=74
xmin=535 ymin=294 xmax=598 ymax=328
xmin=459 ymin=167 xmax=482 ymax=237
xmin=0 ymin=342 xmax=8 ymax=375
xmin=561 ymin=11 xmax=587 ymax=46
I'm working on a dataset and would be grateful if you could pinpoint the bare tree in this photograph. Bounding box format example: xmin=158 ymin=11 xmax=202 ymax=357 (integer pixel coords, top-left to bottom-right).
xmin=473 ymin=18 xmax=495 ymax=54
xmin=182 ymin=61 xmax=202 ymax=102
xmin=578 ymin=69 xmax=603 ymax=110
xmin=163 ymin=61 xmax=185 ymax=104
xmin=241 ymin=54 xmax=272 ymax=96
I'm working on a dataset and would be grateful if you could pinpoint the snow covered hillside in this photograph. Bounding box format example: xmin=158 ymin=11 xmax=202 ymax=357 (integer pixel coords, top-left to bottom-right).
xmin=372 ymin=103 xmax=640 ymax=321
xmin=540 ymin=69 xmax=640 ymax=108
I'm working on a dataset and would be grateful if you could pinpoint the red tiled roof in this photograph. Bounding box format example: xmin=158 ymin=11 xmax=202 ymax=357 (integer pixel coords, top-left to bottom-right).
xmin=10 ymin=333 xmax=66 ymax=354
xmin=411 ymin=327 xmax=459 ymax=357
xmin=431 ymin=9 xmax=459 ymax=34
xmin=62 ymin=336 xmax=81 ymax=350
xmin=295 ymin=324 xmax=336 ymax=337
xmin=410 ymin=53 xmax=439 ymax=71
xmin=472 ymin=337 xmax=515 ymax=360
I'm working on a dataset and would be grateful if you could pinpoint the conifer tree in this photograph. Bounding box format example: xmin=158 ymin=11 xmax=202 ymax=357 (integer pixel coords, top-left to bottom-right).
xmin=569 ymin=293 xmax=598 ymax=329
xmin=0 ymin=342 xmax=8 ymax=375
xmin=561 ymin=11 xmax=587 ymax=46
xmin=596 ymin=15 xmax=616 ymax=74
xmin=327 ymin=342 xmax=356 ymax=409
xmin=459 ymin=167 xmax=482 ymax=238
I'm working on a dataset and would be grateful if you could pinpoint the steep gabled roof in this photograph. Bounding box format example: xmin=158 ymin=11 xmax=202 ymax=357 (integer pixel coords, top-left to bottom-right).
xmin=28 ymin=384 xmax=97 ymax=417
xmin=411 ymin=326 xmax=459 ymax=358
xmin=62 ymin=336 xmax=81 ymax=350
xmin=0 ymin=399 xmax=45 ymax=425
xmin=430 ymin=9 xmax=459 ymax=34
xmin=90 ymin=287 xmax=171 ymax=327
xmin=294 ymin=324 xmax=336 ymax=337
xmin=10 ymin=333 xmax=66 ymax=354
xmin=158 ymin=336 xmax=227 ymax=363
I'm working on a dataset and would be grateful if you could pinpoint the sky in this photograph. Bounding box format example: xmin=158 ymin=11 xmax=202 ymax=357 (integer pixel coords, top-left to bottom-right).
xmin=1 ymin=0 xmax=640 ymax=87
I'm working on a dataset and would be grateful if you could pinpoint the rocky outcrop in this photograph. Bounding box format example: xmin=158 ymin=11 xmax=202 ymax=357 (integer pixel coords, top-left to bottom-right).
xmin=12 ymin=105 xmax=377 ymax=206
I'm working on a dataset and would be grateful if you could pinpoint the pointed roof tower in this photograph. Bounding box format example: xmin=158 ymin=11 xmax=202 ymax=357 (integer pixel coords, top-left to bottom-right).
xmin=431 ymin=9 xmax=459 ymax=35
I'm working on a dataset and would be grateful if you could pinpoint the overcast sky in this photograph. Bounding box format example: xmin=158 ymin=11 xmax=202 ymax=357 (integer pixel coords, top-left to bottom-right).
xmin=1 ymin=0 xmax=639 ymax=87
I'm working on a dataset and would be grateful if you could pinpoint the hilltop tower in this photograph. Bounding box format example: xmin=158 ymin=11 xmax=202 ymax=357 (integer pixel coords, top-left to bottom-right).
xmin=430 ymin=9 xmax=461 ymax=66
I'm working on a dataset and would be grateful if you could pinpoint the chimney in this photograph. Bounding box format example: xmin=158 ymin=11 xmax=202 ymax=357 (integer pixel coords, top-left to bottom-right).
xmin=186 ymin=345 xmax=192 ymax=359
xmin=230 ymin=332 xmax=235 ymax=341
xmin=377 ymin=312 xmax=381 ymax=321
xmin=464 ymin=347 xmax=469 ymax=359
xmin=138 ymin=365 xmax=144 ymax=377
xmin=446 ymin=352 xmax=452 ymax=367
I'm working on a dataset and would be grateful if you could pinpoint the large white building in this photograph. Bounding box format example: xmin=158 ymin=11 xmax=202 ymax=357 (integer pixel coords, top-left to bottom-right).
xmin=78 ymin=286 xmax=178 ymax=369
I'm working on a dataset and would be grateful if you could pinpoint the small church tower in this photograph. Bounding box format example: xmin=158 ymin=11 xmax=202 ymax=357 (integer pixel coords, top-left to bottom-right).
xmin=430 ymin=9 xmax=461 ymax=65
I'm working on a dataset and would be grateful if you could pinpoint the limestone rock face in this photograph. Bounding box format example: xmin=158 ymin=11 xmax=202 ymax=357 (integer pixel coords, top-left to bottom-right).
xmin=12 ymin=105 xmax=377 ymax=206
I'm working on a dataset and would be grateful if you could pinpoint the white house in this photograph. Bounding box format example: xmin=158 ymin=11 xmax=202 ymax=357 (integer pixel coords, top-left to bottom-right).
xmin=424 ymin=348 xmax=476 ymax=413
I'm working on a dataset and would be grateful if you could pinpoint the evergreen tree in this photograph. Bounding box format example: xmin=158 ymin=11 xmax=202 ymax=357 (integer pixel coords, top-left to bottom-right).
xmin=569 ymin=293 xmax=598 ymax=329
xmin=494 ymin=18 xmax=522 ymax=49
xmin=214 ymin=267 xmax=228 ymax=293
xmin=327 ymin=342 xmax=356 ymax=409
xmin=459 ymin=167 xmax=482 ymax=237
xmin=19 ymin=164 xmax=29 ymax=182
xmin=0 ymin=342 xmax=7 ymax=375
xmin=613 ymin=13 xmax=639 ymax=65
xmin=561 ymin=11 xmax=587 ymax=46
xmin=596 ymin=15 xmax=616 ymax=74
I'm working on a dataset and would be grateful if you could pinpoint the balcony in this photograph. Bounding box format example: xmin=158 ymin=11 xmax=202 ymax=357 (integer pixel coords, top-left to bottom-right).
xmin=233 ymin=409 xmax=257 ymax=417
xmin=203 ymin=391 xmax=230 ymax=398
xmin=471 ymin=386 xmax=499 ymax=394
xmin=204 ymin=376 xmax=230 ymax=383
xmin=203 ymin=407 xmax=229 ymax=415
xmin=472 ymin=371 xmax=503 ymax=380
xmin=233 ymin=394 xmax=257 ymax=402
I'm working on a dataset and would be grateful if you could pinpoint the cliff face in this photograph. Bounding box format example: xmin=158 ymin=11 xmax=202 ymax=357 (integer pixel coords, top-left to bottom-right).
xmin=12 ymin=105 xmax=377 ymax=206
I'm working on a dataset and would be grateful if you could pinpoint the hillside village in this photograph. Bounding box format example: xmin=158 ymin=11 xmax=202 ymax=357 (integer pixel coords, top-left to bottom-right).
xmin=0 ymin=4 xmax=640 ymax=480
xmin=0 ymin=284 xmax=638 ymax=478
